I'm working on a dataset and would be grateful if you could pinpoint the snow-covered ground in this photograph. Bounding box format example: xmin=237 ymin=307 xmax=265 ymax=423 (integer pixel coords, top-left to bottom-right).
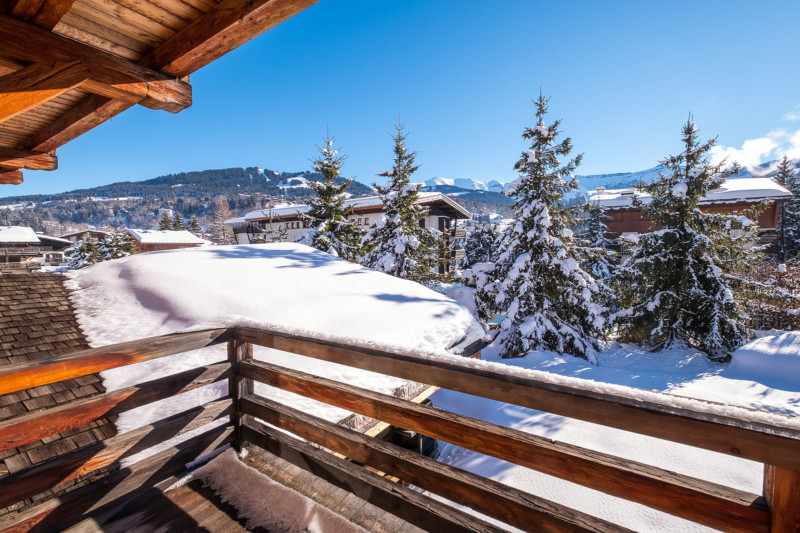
xmin=431 ymin=337 xmax=800 ymax=532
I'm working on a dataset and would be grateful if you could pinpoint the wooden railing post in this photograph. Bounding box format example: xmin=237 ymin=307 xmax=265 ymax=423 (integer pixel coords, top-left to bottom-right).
xmin=228 ymin=337 xmax=254 ymax=452
xmin=764 ymin=464 xmax=800 ymax=532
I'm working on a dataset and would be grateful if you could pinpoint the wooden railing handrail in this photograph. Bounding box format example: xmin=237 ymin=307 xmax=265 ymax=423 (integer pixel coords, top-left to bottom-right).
xmin=233 ymin=326 xmax=800 ymax=470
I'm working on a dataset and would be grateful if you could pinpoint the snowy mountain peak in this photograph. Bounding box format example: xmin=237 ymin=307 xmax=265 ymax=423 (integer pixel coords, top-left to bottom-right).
xmin=423 ymin=177 xmax=506 ymax=193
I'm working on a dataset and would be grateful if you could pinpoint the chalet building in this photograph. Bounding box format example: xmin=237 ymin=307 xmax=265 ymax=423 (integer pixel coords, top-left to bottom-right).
xmin=587 ymin=178 xmax=792 ymax=242
xmin=59 ymin=230 xmax=110 ymax=243
xmin=225 ymin=192 xmax=471 ymax=272
xmin=127 ymin=229 xmax=206 ymax=253
xmin=0 ymin=227 xmax=77 ymax=271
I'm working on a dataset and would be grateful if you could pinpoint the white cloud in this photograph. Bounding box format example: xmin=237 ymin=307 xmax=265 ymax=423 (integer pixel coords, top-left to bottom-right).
xmin=784 ymin=105 xmax=800 ymax=121
xmin=710 ymin=128 xmax=800 ymax=168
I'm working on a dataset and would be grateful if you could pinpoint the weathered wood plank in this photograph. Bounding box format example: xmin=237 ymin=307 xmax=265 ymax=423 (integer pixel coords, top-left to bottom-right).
xmin=0 ymin=147 xmax=56 ymax=170
xmin=0 ymin=167 xmax=23 ymax=184
xmin=242 ymin=394 xmax=630 ymax=533
xmin=0 ymin=398 xmax=231 ymax=509
xmin=0 ymin=424 xmax=232 ymax=533
xmin=241 ymin=420 xmax=508 ymax=533
xmin=139 ymin=0 xmax=320 ymax=77
xmin=0 ymin=14 xmax=191 ymax=112
xmin=0 ymin=327 xmax=229 ymax=395
xmin=227 ymin=339 xmax=253 ymax=451
xmin=240 ymin=358 xmax=770 ymax=533
xmin=235 ymin=327 xmax=800 ymax=471
xmin=0 ymin=61 xmax=89 ymax=125
xmin=0 ymin=361 xmax=230 ymax=452
xmin=764 ymin=465 xmax=800 ymax=532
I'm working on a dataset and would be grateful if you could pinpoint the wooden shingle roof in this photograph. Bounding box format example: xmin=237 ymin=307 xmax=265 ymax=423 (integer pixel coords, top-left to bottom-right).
xmin=0 ymin=273 xmax=116 ymax=516
xmin=0 ymin=0 xmax=319 ymax=184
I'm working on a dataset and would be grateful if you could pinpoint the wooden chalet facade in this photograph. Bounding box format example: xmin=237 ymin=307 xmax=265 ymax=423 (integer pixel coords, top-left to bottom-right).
xmin=59 ymin=230 xmax=110 ymax=243
xmin=588 ymin=177 xmax=792 ymax=238
xmin=226 ymin=192 xmax=472 ymax=273
xmin=0 ymin=226 xmax=71 ymax=271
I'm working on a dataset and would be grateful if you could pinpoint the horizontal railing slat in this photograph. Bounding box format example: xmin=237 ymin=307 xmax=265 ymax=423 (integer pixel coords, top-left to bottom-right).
xmin=0 ymin=328 xmax=230 ymax=396
xmin=235 ymin=326 xmax=800 ymax=470
xmin=241 ymin=420 xmax=509 ymax=533
xmin=0 ymin=361 xmax=230 ymax=453
xmin=242 ymin=394 xmax=631 ymax=533
xmin=240 ymin=358 xmax=770 ymax=533
xmin=0 ymin=398 xmax=232 ymax=509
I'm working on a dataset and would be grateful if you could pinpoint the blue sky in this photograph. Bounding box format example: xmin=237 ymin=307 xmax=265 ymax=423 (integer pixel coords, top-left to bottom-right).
xmin=5 ymin=0 xmax=800 ymax=198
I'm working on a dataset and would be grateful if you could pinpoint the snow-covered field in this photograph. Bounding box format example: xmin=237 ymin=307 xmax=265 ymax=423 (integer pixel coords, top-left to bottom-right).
xmin=431 ymin=337 xmax=800 ymax=532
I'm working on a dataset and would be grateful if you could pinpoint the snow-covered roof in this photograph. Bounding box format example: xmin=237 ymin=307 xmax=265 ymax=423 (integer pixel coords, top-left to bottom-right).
xmin=59 ymin=229 xmax=110 ymax=239
xmin=127 ymin=229 xmax=205 ymax=244
xmin=0 ymin=226 xmax=40 ymax=244
xmin=238 ymin=192 xmax=470 ymax=222
xmin=36 ymin=234 xmax=74 ymax=245
xmin=588 ymin=177 xmax=792 ymax=208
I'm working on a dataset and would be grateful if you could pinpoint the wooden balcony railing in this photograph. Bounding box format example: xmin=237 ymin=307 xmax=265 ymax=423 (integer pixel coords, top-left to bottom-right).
xmin=1 ymin=326 xmax=799 ymax=532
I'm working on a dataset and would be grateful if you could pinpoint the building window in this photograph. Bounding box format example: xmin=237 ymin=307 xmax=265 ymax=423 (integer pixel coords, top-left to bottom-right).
xmin=364 ymin=217 xmax=369 ymax=225
xmin=419 ymin=218 xmax=426 ymax=228
xmin=358 ymin=218 xmax=362 ymax=225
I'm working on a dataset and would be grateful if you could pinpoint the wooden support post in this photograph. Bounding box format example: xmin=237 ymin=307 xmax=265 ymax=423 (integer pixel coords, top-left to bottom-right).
xmin=764 ymin=464 xmax=800 ymax=532
xmin=227 ymin=338 xmax=253 ymax=452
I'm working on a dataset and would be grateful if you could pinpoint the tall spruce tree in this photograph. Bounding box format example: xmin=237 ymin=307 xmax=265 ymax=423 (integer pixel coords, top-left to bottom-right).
xmin=775 ymin=155 xmax=800 ymax=261
xmin=297 ymin=135 xmax=364 ymax=262
xmin=577 ymin=201 xmax=617 ymax=280
xmin=361 ymin=123 xmax=444 ymax=283
xmin=459 ymin=221 xmax=499 ymax=269
xmin=158 ymin=212 xmax=172 ymax=230
xmin=188 ymin=215 xmax=203 ymax=237
xmin=471 ymin=94 xmax=605 ymax=361
xmin=172 ymin=212 xmax=185 ymax=230
xmin=614 ymin=119 xmax=756 ymax=359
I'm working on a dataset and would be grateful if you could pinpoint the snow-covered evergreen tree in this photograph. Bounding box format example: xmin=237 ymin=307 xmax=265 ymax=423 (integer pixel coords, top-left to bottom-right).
xmin=614 ymin=119 xmax=755 ymax=359
xmin=188 ymin=216 xmax=203 ymax=237
xmin=98 ymin=230 xmax=137 ymax=260
xmin=297 ymin=135 xmax=364 ymax=262
xmin=577 ymin=201 xmax=617 ymax=280
xmin=158 ymin=212 xmax=172 ymax=230
xmin=471 ymin=94 xmax=605 ymax=361
xmin=459 ymin=221 xmax=499 ymax=269
xmin=172 ymin=212 xmax=185 ymax=230
xmin=361 ymin=124 xmax=444 ymax=283
xmin=65 ymin=237 xmax=100 ymax=269
xmin=775 ymin=155 xmax=800 ymax=261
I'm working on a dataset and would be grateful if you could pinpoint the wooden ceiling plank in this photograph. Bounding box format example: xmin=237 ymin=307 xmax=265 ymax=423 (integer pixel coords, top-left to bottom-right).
xmin=113 ymin=0 xmax=193 ymax=31
xmin=58 ymin=10 xmax=149 ymax=55
xmin=139 ymin=0 xmax=321 ymax=77
xmin=0 ymin=167 xmax=23 ymax=184
xmin=0 ymin=61 xmax=90 ymax=125
xmin=54 ymin=21 xmax=143 ymax=61
xmin=0 ymin=146 xmax=57 ymax=170
xmin=82 ymin=0 xmax=177 ymax=38
xmin=70 ymin=0 xmax=163 ymax=48
xmin=26 ymin=93 xmax=132 ymax=153
xmin=0 ymin=14 xmax=192 ymax=112
xmin=158 ymin=0 xmax=204 ymax=20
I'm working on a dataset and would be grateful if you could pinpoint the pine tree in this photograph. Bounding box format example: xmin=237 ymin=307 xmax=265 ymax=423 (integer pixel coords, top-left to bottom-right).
xmin=209 ymin=196 xmax=235 ymax=244
xmin=614 ymin=119 xmax=756 ymax=359
xmin=172 ymin=212 xmax=185 ymax=231
xmin=470 ymin=94 xmax=605 ymax=361
xmin=297 ymin=134 xmax=364 ymax=261
xmin=459 ymin=221 xmax=499 ymax=269
xmin=361 ymin=123 xmax=445 ymax=283
xmin=158 ymin=212 xmax=173 ymax=230
xmin=98 ymin=230 xmax=138 ymax=260
xmin=577 ymin=201 xmax=617 ymax=280
xmin=775 ymin=155 xmax=800 ymax=261
xmin=188 ymin=215 xmax=203 ymax=237
xmin=65 ymin=236 xmax=100 ymax=269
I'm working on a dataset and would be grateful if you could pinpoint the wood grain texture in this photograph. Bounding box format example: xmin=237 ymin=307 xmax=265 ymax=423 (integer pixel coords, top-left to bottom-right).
xmin=235 ymin=327 xmax=800 ymax=471
xmin=0 ymin=167 xmax=23 ymax=183
xmin=242 ymin=394 xmax=630 ymax=533
xmin=139 ymin=0 xmax=320 ymax=77
xmin=226 ymin=339 xmax=253 ymax=451
xmin=0 ymin=61 xmax=89 ymax=125
xmin=0 ymin=146 xmax=56 ymax=169
xmin=0 ymin=327 xmax=229 ymax=395
xmin=0 ymin=14 xmax=191 ymax=112
xmin=240 ymin=358 xmax=770 ymax=533
xmin=0 ymin=361 xmax=230 ymax=452
xmin=764 ymin=465 xmax=800 ymax=532
xmin=242 ymin=420 xmax=508 ymax=533
xmin=31 ymin=0 xmax=77 ymax=29
xmin=0 ymin=398 xmax=231 ymax=509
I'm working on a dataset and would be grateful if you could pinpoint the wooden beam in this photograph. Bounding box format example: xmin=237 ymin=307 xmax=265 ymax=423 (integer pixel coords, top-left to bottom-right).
xmin=0 ymin=60 xmax=89 ymax=124
xmin=240 ymin=358 xmax=771 ymax=533
xmin=6 ymin=0 xmax=76 ymax=29
xmin=764 ymin=465 xmax=800 ymax=532
xmin=0 ymin=361 xmax=230 ymax=453
xmin=0 ymin=146 xmax=56 ymax=170
xmin=242 ymin=420 xmax=509 ymax=533
xmin=25 ymin=93 xmax=132 ymax=153
xmin=243 ymin=394 xmax=630 ymax=533
xmin=0 ymin=327 xmax=230 ymax=396
xmin=0 ymin=167 xmax=23 ymax=184
xmin=0 ymin=398 xmax=231 ymax=509
xmin=0 ymin=14 xmax=192 ymax=112
xmin=227 ymin=339 xmax=253 ymax=451
xmin=140 ymin=0 xmax=320 ymax=77
xmin=235 ymin=327 xmax=800 ymax=472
